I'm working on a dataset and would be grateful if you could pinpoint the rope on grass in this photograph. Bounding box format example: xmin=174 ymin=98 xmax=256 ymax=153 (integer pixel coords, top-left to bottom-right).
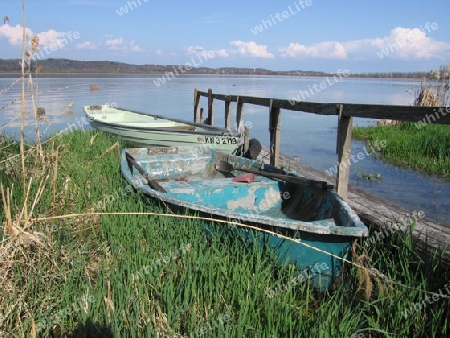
xmin=3 ymin=211 xmax=449 ymax=300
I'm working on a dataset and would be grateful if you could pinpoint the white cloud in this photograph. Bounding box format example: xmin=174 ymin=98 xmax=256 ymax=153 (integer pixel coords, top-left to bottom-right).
xmin=104 ymin=36 xmax=143 ymax=52
xmin=348 ymin=27 xmax=450 ymax=59
xmin=129 ymin=39 xmax=143 ymax=52
xmin=186 ymin=46 xmax=205 ymax=55
xmin=281 ymin=27 xmax=450 ymax=60
xmin=281 ymin=41 xmax=347 ymax=59
xmin=215 ymin=49 xmax=230 ymax=57
xmin=105 ymin=37 xmax=126 ymax=51
xmin=230 ymin=40 xmax=274 ymax=58
xmin=0 ymin=24 xmax=32 ymax=46
xmin=76 ymin=41 xmax=98 ymax=50
xmin=38 ymin=29 xmax=68 ymax=48
xmin=0 ymin=24 xmax=80 ymax=51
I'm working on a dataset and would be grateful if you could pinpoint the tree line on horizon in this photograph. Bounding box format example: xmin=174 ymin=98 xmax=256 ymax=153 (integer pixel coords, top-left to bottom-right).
xmin=0 ymin=58 xmax=430 ymax=79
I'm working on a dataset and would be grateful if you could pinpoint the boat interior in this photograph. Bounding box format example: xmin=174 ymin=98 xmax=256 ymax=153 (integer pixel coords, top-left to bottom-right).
xmin=124 ymin=147 xmax=357 ymax=231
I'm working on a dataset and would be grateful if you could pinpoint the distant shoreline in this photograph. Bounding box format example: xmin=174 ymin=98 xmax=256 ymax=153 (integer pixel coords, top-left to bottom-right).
xmin=0 ymin=58 xmax=430 ymax=80
xmin=0 ymin=73 xmax=424 ymax=80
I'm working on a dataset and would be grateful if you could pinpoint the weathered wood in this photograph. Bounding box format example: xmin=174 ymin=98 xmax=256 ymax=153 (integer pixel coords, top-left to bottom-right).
xmin=269 ymin=99 xmax=281 ymax=167
xmin=244 ymin=126 xmax=250 ymax=154
xmin=200 ymin=108 xmax=204 ymax=123
xmin=196 ymin=89 xmax=450 ymax=124
xmin=236 ymin=96 xmax=244 ymax=133
xmin=225 ymin=99 xmax=231 ymax=129
xmin=335 ymin=105 xmax=353 ymax=200
xmin=341 ymin=103 xmax=450 ymax=124
xmin=207 ymin=88 xmax=214 ymax=125
xmin=273 ymin=99 xmax=337 ymax=115
xmin=193 ymin=88 xmax=201 ymax=123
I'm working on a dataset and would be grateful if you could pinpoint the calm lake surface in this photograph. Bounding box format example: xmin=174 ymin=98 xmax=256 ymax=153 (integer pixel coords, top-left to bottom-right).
xmin=0 ymin=75 xmax=448 ymax=226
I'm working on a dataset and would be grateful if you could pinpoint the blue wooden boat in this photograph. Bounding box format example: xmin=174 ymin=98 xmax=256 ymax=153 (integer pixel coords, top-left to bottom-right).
xmin=121 ymin=146 xmax=368 ymax=290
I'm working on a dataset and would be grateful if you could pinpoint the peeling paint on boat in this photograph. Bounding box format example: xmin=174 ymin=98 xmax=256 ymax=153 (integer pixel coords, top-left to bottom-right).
xmin=227 ymin=193 xmax=256 ymax=211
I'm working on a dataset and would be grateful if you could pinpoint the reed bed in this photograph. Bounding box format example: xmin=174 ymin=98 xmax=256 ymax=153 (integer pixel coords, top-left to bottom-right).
xmin=1 ymin=131 xmax=449 ymax=337
xmin=353 ymin=122 xmax=450 ymax=177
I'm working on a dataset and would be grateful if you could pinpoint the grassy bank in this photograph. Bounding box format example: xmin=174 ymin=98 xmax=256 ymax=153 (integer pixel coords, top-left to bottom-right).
xmin=353 ymin=122 xmax=450 ymax=178
xmin=1 ymin=131 xmax=450 ymax=337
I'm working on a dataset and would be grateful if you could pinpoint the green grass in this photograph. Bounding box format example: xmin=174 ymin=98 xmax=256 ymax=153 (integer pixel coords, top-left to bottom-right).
xmin=1 ymin=131 xmax=450 ymax=337
xmin=352 ymin=122 xmax=450 ymax=178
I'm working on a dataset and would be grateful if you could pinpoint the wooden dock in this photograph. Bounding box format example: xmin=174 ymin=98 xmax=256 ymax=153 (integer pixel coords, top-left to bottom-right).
xmin=258 ymin=146 xmax=450 ymax=264
xmin=194 ymin=88 xmax=450 ymax=265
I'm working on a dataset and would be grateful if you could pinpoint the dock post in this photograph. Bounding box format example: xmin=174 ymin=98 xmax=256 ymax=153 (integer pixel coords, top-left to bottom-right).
xmin=236 ymin=96 xmax=244 ymax=133
xmin=269 ymin=99 xmax=281 ymax=167
xmin=336 ymin=104 xmax=353 ymax=200
xmin=207 ymin=88 xmax=214 ymax=125
xmin=244 ymin=127 xmax=250 ymax=154
xmin=225 ymin=97 xmax=232 ymax=129
xmin=194 ymin=88 xmax=200 ymax=123
xmin=200 ymin=108 xmax=204 ymax=124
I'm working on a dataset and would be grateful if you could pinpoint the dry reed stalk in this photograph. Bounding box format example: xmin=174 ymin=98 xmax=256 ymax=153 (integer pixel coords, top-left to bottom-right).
xmin=414 ymin=66 xmax=449 ymax=107
xmin=351 ymin=241 xmax=388 ymax=301
xmin=1 ymin=180 xmax=47 ymax=247
xmin=31 ymin=84 xmax=44 ymax=162
xmin=29 ymin=34 xmax=44 ymax=164
xmin=52 ymin=143 xmax=58 ymax=220
xmin=1 ymin=183 xmax=14 ymax=235
xmin=351 ymin=241 xmax=373 ymax=300
xmin=30 ymin=320 xmax=37 ymax=338
xmin=20 ymin=0 xmax=28 ymax=222
xmin=151 ymin=302 xmax=172 ymax=337
xmin=103 ymin=280 xmax=115 ymax=318
xmin=27 ymin=175 xmax=50 ymax=229
xmin=97 ymin=142 xmax=119 ymax=159
xmin=414 ymin=82 xmax=447 ymax=107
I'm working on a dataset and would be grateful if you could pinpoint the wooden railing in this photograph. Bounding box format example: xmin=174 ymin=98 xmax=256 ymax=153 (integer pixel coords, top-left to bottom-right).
xmin=193 ymin=88 xmax=450 ymax=200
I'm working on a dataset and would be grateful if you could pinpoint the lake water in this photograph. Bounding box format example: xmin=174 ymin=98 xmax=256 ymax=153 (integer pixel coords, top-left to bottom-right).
xmin=0 ymin=75 xmax=448 ymax=226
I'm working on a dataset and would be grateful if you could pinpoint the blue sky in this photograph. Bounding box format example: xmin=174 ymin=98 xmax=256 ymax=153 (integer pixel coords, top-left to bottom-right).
xmin=1 ymin=0 xmax=449 ymax=73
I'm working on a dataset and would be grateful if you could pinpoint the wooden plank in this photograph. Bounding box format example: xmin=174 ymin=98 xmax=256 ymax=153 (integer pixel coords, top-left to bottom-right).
xmin=341 ymin=103 xmax=450 ymax=124
xmin=336 ymin=105 xmax=353 ymax=200
xmin=196 ymin=89 xmax=450 ymax=123
xmin=193 ymin=88 xmax=201 ymax=123
xmin=225 ymin=99 xmax=231 ymax=129
xmin=236 ymin=96 xmax=244 ymax=133
xmin=272 ymin=99 xmax=337 ymax=115
xmin=269 ymin=99 xmax=281 ymax=167
xmin=207 ymin=88 xmax=214 ymax=125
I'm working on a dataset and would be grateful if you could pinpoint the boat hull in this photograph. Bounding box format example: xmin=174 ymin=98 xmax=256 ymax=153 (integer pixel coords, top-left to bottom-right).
xmin=84 ymin=105 xmax=243 ymax=154
xmin=120 ymin=146 xmax=368 ymax=290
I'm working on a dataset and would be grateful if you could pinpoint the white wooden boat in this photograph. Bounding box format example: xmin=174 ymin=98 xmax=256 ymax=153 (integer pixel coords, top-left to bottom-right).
xmin=83 ymin=105 xmax=243 ymax=154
